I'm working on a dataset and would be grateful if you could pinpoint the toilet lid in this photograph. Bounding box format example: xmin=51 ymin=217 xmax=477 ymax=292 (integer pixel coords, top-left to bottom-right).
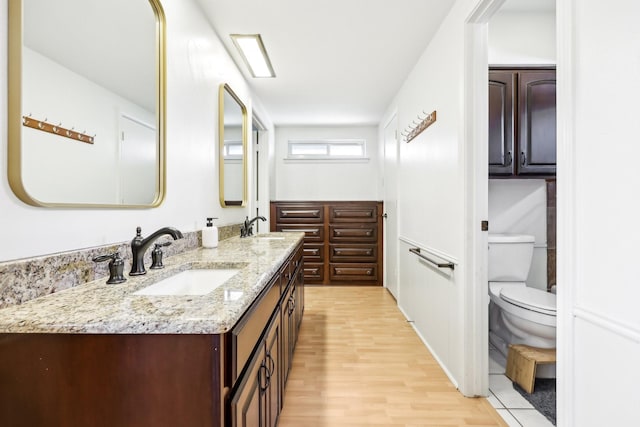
xmin=500 ymin=287 xmax=556 ymax=315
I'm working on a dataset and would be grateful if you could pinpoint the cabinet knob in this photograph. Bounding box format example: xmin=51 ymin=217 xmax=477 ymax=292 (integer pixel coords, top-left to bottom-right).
xmin=521 ymin=151 xmax=526 ymax=166
xmin=506 ymin=151 xmax=512 ymax=166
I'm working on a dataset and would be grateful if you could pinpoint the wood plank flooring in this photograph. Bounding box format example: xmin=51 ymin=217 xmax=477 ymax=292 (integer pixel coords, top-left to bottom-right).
xmin=278 ymin=286 xmax=507 ymax=427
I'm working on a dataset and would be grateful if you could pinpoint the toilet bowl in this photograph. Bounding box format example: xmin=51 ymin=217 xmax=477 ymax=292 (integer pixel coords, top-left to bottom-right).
xmin=488 ymin=234 xmax=557 ymax=377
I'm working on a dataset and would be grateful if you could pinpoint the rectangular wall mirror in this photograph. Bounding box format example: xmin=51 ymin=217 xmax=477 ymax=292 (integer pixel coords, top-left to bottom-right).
xmin=219 ymin=83 xmax=248 ymax=207
xmin=8 ymin=0 xmax=166 ymax=207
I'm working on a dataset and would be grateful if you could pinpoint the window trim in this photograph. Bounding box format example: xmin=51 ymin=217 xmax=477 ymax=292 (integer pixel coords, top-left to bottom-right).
xmin=286 ymin=139 xmax=369 ymax=161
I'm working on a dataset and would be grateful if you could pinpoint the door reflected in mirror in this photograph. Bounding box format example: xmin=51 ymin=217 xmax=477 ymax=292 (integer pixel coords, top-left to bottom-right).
xmin=8 ymin=0 xmax=166 ymax=207
xmin=219 ymin=84 xmax=247 ymax=207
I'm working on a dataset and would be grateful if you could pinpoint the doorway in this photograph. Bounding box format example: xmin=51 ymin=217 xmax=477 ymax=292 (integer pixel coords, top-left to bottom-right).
xmin=464 ymin=0 xmax=558 ymax=423
xmin=251 ymin=114 xmax=268 ymax=232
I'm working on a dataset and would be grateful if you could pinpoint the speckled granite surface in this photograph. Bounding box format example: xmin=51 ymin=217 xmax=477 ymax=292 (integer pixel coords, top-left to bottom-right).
xmin=0 ymin=232 xmax=302 ymax=334
xmin=0 ymin=224 xmax=240 ymax=309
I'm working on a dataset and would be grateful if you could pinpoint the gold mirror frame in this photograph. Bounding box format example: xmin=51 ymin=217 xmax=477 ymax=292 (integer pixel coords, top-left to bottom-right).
xmin=7 ymin=0 xmax=166 ymax=208
xmin=218 ymin=83 xmax=248 ymax=208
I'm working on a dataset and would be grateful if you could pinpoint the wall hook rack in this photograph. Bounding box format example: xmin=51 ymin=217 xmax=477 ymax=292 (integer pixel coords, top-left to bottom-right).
xmin=403 ymin=110 xmax=437 ymax=143
xmin=22 ymin=115 xmax=94 ymax=144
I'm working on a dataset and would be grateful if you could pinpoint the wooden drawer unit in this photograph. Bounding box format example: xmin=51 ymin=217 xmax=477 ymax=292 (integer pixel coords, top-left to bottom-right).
xmin=271 ymin=201 xmax=383 ymax=286
xmin=276 ymin=224 xmax=324 ymax=243
xmin=329 ymin=224 xmax=377 ymax=243
xmin=303 ymin=243 xmax=324 ymax=263
xmin=329 ymin=263 xmax=378 ymax=282
xmin=303 ymin=263 xmax=324 ymax=283
xmin=274 ymin=204 xmax=323 ymax=223
xmin=231 ymin=275 xmax=281 ymax=385
xmin=329 ymin=204 xmax=378 ymax=223
xmin=329 ymin=244 xmax=377 ymax=263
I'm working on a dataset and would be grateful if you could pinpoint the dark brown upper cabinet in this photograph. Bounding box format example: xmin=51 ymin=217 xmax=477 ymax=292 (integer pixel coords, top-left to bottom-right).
xmin=489 ymin=68 xmax=556 ymax=176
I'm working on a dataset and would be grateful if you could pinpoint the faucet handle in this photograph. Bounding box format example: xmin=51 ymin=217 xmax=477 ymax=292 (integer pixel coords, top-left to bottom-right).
xmin=150 ymin=242 xmax=172 ymax=269
xmin=92 ymin=252 xmax=127 ymax=284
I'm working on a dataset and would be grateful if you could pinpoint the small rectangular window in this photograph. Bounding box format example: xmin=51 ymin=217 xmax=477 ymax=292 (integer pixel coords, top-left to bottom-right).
xmin=224 ymin=141 xmax=243 ymax=159
xmin=287 ymin=139 xmax=367 ymax=161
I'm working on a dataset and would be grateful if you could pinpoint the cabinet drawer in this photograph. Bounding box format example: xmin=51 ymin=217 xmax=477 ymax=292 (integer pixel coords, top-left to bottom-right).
xmin=230 ymin=277 xmax=280 ymax=385
xmin=276 ymin=224 xmax=324 ymax=242
xmin=329 ymin=224 xmax=377 ymax=243
xmin=303 ymin=263 xmax=324 ymax=283
xmin=329 ymin=204 xmax=377 ymax=223
xmin=330 ymin=263 xmax=378 ymax=282
xmin=303 ymin=244 xmax=324 ymax=263
xmin=329 ymin=244 xmax=377 ymax=263
xmin=275 ymin=204 xmax=323 ymax=223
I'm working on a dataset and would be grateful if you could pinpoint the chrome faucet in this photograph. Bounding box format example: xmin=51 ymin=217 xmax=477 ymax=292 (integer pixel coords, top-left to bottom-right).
xmin=130 ymin=226 xmax=184 ymax=276
xmin=240 ymin=216 xmax=266 ymax=238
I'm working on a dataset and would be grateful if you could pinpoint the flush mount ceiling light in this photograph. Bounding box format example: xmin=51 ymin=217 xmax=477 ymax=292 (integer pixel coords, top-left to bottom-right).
xmin=230 ymin=34 xmax=276 ymax=78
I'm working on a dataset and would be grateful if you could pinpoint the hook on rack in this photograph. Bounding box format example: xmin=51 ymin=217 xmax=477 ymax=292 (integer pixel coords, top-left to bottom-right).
xmin=21 ymin=115 xmax=95 ymax=145
xmin=402 ymin=110 xmax=437 ymax=143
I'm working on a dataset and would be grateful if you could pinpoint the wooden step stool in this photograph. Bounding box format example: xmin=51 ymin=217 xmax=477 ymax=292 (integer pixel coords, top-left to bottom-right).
xmin=505 ymin=344 xmax=556 ymax=393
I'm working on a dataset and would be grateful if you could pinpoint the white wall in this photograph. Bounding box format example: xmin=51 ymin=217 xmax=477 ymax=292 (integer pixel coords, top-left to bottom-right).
xmin=22 ymin=48 xmax=155 ymax=205
xmin=559 ymin=0 xmax=640 ymax=425
xmin=383 ymin=0 xmax=488 ymax=392
xmin=488 ymin=10 xmax=556 ymax=65
xmin=274 ymin=126 xmax=380 ymax=201
xmin=0 ymin=0 xmax=264 ymax=261
xmin=488 ymin=180 xmax=547 ymax=290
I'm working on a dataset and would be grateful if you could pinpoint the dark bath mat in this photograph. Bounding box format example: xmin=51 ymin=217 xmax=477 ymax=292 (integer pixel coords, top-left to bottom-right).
xmin=513 ymin=378 xmax=556 ymax=425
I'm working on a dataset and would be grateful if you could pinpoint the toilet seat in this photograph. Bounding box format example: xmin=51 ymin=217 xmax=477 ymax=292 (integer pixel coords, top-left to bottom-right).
xmin=500 ymin=287 xmax=556 ymax=316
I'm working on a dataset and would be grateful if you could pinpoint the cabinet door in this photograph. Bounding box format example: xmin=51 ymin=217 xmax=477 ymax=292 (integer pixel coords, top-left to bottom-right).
xmin=489 ymin=71 xmax=516 ymax=175
xmin=295 ymin=266 xmax=305 ymax=329
xmin=230 ymin=342 xmax=268 ymax=427
xmin=280 ymin=283 xmax=293 ymax=396
xmin=265 ymin=311 xmax=281 ymax=427
xmin=518 ymin=70 xmax=557 ymax=175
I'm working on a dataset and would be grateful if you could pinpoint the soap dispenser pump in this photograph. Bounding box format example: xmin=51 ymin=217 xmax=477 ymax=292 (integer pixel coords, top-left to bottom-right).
xmin=202 ymin=217 xmax=219 ymax=248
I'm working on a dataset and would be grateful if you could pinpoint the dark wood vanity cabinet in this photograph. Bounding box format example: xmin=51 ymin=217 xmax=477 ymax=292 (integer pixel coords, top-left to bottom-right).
xmin=489 ymin=68 xmax=556 ymax=176
xmin=271 ymin=201 xmax=383 ymax=286
xmin=0 ymin=240 xmax=305 ymax=427
xmin=230 ymin=309 xmax=281 ymax=427
xmin=230 ymin=243 xmax=303 ymax=427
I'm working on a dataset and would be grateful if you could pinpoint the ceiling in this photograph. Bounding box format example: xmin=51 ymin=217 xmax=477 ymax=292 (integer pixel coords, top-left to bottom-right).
xmin=197 ymin=0 xmax=555 ymax=127
xmin=197 ymin=0 xmax=457 ymax=126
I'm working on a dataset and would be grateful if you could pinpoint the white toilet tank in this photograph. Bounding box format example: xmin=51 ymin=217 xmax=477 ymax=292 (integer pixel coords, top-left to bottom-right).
xmin=488 ymin=234 xmax=535 ymax=281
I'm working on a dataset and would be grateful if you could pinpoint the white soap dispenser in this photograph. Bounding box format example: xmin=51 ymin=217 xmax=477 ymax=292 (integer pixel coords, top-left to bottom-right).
xmin=202 ymin=217 xmax=219 ymax=248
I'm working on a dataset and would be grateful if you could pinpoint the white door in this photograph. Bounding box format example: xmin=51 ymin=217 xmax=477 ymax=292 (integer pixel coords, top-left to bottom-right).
xmin=119 ymin=114 xmax=157 ymax=205
xmin=383 ymin=114 xmax=399 ymax=299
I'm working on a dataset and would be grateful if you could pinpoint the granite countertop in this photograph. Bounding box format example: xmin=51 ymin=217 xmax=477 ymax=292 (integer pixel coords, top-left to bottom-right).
xmin=0 ymin=233 xmax=303 ymax=335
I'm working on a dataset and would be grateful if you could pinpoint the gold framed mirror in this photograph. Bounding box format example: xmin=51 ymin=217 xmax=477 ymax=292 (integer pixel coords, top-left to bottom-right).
xmin=8 ymin=0 xmax=166 ymax=207
xmin=219 ymin=83 xmax=248 ymax=208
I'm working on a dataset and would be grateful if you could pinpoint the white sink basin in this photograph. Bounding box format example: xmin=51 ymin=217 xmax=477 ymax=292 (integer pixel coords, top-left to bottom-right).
xmin=133 ymin=269 xmax=240 ymax=296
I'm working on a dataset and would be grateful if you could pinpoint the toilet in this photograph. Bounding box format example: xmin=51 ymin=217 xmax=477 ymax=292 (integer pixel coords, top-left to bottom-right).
xmin=488 ymin=233 xmax=556 ymax=378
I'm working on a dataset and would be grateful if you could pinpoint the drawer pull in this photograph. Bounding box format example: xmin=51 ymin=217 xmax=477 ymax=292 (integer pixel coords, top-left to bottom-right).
xmin=282 ymin=209 xmax=320 ymax=217
xmin=282 ymin=228 xmax=318 ymax=235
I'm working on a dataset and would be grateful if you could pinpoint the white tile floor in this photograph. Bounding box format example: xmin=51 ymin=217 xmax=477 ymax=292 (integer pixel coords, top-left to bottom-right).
xmin=489 ymin=346 xmax=555 ymax=427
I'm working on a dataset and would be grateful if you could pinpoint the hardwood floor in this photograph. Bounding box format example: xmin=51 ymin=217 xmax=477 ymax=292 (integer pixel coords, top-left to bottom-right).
xmin=278 ymin=286 xmax=507 ymax=427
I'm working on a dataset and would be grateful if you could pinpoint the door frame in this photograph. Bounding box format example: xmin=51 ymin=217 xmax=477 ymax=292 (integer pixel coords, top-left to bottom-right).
xmin=462 ymin=0 xmax=506 ymax=397
xmin=381 ymin=110 xmax=399 ymax=300
xmin=464 ymin=1 xmax=570 ymax=422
